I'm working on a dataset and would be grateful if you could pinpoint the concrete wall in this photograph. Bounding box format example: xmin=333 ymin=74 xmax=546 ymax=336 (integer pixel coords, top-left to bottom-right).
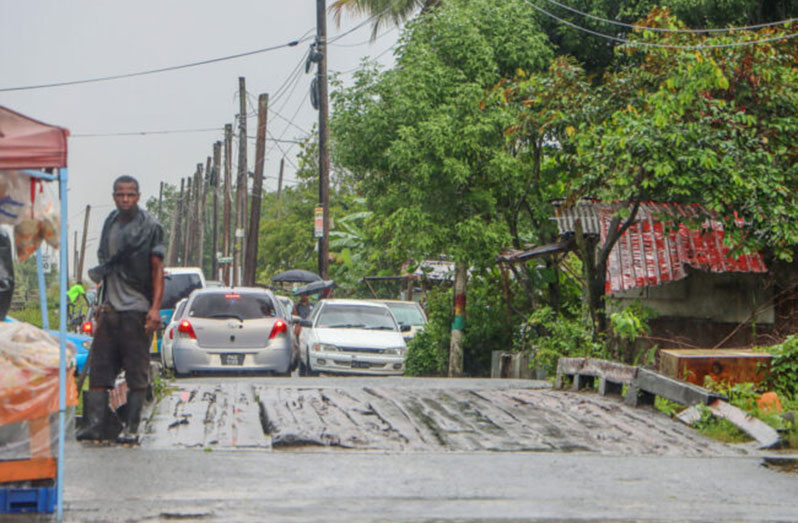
xmin=610 ymin=269 xmax=773 ymax=324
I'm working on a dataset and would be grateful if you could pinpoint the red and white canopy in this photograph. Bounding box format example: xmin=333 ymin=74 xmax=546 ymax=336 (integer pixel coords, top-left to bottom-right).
xmin=0 ymin=105 xmax=69 ymax=169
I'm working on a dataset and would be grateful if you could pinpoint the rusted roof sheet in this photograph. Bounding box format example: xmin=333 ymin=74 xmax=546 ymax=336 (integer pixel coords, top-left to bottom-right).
xmin=549 ymin=201 xmax=766 ymax=293
xmin=598 ymin=202 xmax=766 ymax=293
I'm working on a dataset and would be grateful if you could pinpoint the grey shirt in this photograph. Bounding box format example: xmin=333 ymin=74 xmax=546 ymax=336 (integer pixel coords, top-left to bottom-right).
xmin=104 ymin=220 xmax=151 ymax=312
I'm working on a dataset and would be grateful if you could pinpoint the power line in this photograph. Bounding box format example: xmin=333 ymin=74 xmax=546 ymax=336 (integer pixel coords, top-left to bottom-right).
xmin=524 ymin=0 xmax=798 ymax=50
xmin=327 ymin=2 xmax=401 ymax=44
xmin=539 ymin=0 xmax=798 ymax=34
xmin=329 ymin=27 xmax=398 ymax=47
xmin=0 ymin=32 xmax=314 ymax=92
xmin=71 ymin=127 xmax=222 ymax=138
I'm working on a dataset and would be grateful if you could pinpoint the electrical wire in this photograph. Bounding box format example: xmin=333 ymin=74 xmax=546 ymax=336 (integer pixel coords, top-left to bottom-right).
xmin=523 ymin=0 xmax=798 ymax=49
xmin=331 ymin=44 xmax=397 ymax=75
xmin=327 ymin=1 xmax=402 ymax=44
xmin=0 ymin=31 xmax=314 ymax=92
xmin=71 ymin=127 xmax=222 ymax=138
xmin=329 ymin=26 xmax=398 ymax=47
xmin=538 ymin=0 xmax=798 ymax=34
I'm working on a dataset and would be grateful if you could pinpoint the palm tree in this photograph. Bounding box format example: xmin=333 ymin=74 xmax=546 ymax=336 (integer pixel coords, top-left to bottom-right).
xmin=331 ymin=0 xmax=442 ymax=38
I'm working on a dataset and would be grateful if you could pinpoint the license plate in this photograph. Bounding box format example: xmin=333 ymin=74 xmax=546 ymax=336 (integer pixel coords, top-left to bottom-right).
xmin=221 ymin=353 xmax=245 ymax=366
xmin=351 ymin=361 xmax=370 ymax=369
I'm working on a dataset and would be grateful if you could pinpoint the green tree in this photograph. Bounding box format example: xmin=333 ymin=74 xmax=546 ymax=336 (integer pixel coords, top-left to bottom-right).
xmin=332 ymin=0 xmax=553 ymax=375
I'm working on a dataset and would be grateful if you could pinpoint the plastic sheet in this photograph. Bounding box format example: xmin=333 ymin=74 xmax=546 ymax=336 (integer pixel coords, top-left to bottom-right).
xmin=0 ymin=171 xmax=60 ymax=262
xmin=0 ymin=227 xmax=12 ymax=320
xmin=0 ymin=322 xmax=77 ymax=476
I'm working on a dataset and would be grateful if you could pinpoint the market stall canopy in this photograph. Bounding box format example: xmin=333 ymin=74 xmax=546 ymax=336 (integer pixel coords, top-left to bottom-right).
xmin=0 ymin=105 xmax=69 ymax=169
xmin=272 ymin=269 xmax=322 ymax=283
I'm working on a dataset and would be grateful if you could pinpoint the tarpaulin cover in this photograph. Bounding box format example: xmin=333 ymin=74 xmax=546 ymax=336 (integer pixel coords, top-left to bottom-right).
xmin=0 ymin=105 xmax=69 ymax=170
xmin=600 ymin=202 xmax=767 ymax=293
xmin=0 ymin=322 xmax=77 ymax=463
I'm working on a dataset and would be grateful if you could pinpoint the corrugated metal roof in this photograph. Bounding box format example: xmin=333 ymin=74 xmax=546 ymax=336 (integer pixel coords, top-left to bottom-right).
xmin=552 ymin=200 xmax=602 ymax=236
xmin=597 ymin=202 xmax=766 ymax=293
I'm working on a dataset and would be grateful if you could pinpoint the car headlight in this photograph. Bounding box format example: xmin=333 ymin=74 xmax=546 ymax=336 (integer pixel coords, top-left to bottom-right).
xmin=314 ymin=343 xmax=339 ymax=352
xmin=384 ymin=346 xmax=406 ymax=356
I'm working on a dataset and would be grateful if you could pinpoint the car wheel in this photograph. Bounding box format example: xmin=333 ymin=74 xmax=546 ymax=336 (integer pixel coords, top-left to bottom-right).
xmin=305 ymin=354 xmax=319 ymax=377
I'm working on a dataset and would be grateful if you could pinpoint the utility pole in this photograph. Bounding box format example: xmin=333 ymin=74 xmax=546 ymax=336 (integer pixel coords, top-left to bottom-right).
xmin=182 ymin=175 xmax=193 ymax=267
xmin=275 ymin=157 xmax=284 ymax=218
xmin=157 ymin=181 xmax=164 ymax=223
xmin=316 ymin=0 xmax=331 ymax=280
xmin=168 ymin=178 xmax=184 ymax=266
xmin=211 ymin=141 xmax=221 ymax=281
xmin=234 ymin=76 xmax=248 ymax=286
xmin=222 ymin=124 xmax=233 ymax=285
xmin=73 ymin=231 xmax=79 ymax=282
xmin=190 ymin=164 xmax=203 ymax=267
xmin=197 ymin=157 xmax=210 ymax=274
xmin=76 ymin=205 xmax=91 ymax=284
xmin=244 ymin=93 xmax=268 ymax=286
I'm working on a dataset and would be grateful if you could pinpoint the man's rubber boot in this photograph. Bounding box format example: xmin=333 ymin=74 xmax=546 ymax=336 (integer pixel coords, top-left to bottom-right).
xmin=117 ymin=389 xmax=146 ymax=445
xmin=76 ymin=390 xmax=121 ymax=441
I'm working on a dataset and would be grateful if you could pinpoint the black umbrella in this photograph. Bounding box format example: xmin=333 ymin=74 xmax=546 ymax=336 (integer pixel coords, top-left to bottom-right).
xmin=272 ymin=269 xmax=322 ymax=283
xmin=293 ymin=280 xmax=336 ymax=297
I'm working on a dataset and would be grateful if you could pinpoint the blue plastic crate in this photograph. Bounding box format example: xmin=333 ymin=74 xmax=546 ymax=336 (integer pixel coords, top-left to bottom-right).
xmin=0 ymin=486 xmax=56 ymax=513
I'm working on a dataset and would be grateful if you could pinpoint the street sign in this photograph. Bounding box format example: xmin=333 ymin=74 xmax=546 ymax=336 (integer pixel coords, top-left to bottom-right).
xmin=314 ymin=206 xmax=324 ymax=238
xmin=41 ymin=254 xmax=52 ymax=274
xmin=217 ymin=256 xmax=233 ymax=264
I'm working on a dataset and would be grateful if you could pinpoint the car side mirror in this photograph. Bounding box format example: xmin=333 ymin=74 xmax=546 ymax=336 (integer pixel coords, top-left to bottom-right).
xmin=299 ymin=319 xmax=313 ymax=328
xmin=291 ymin=315 xmax=302 ymax=324
xmin=400 ymin=324 xmax=411 ymax=332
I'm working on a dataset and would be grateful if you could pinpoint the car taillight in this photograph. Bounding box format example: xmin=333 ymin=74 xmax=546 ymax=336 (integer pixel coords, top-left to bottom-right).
xmin=168 ymin=327 xmax=174 ymax=340
xmin=81 ymin=321 xmax=93 ymax=335
xmin=177 ymin=320 xmax=196 ymax=339
xmin=269 ymin=319 xmax=287 ymax=339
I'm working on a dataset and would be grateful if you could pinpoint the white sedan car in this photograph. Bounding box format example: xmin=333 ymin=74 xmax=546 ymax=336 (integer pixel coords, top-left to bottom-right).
xmin=298 ymin=299 xmax=410 ymax=376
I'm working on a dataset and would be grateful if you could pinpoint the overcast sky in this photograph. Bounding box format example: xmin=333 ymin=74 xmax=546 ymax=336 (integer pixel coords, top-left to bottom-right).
xmin=0 ymin=1 xmax=399 ymax=276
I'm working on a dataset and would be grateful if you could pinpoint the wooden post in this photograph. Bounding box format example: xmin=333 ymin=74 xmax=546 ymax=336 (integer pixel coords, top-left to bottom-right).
xmin=73 ymin=231 xmax=78 ymax=282
xmin=167 ymin=178 xmax=184 ymax=266
xmin=234 ymin=77 xmax=248 ymax=286
xmin=212 ymin=141 xmax=221 ymax=281
xmin=197 ymin=156 xmax=210 ymax=274
xmin=76 ymin=205 xmax=91 ymax=284
xmin=244 ymin=93 xmax=268 ymax=286
xmin=448 ymin=262 xmax=467 ymax=377
xmin=275 ymin=157 xmax=284 ymax=218
xmin=182 ymin=175 xmax=193 ymax=267
xmin=316 ymin=0 xmax=331 ymax=280
xmin=189 ymin=163 xmax=202 ymax=267
xmin=157 ymin=181 xmax=164 ymax=223
xmin=223 ymin=124 xmax=233 ymax=284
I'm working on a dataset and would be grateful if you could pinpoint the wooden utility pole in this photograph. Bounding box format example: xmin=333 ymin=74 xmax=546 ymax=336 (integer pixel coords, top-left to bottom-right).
xmin=73 ymin=231 xmax=79 ymax=282
xmin=316 ymin=0 xmax=331 ymax=280
xmin=222 ymin=124 xmax=233 ymax=284
xmin=234 ymin=76 xmax=248 ymax=286
xmin=76 ymin=205 xmax=91 ymax=284
xmin=189 ymin=164 xmax=203 ymax=266
xmin=244 ymin=93 xmax=268 ymax=286
xmin=168 ymin=178 xmax=184 ymax=266
xmin=275 ymin=157 xmax=285 ymax=218
xmin=182 ymin=175 xmax=193 ymax=267
xmin=197 ymin=159 xmax=210 ymax=271
xmin=211 ymin=141 xmax=221 ymax=280
xmin=157 ymin=181 xmax=164 ymax=223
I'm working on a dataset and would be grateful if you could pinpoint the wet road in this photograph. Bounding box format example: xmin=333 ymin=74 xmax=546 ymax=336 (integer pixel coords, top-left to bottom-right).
xmin=54 ymin=376 xmax=798 ymax=521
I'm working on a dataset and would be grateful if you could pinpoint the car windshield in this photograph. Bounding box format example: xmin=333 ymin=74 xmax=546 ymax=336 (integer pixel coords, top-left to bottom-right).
xmin=385 ymin=303 xmax=426 ymax=326
xmin=189 ymin=293 xmax=277 ymax=320
xmin=316 ymin=304 xmax=397 ymax=330
xmin=163 ymin=274 xmax=203 ymax=309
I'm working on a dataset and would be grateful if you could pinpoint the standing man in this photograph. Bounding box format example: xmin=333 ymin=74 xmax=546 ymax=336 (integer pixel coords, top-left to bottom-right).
xmin=77 ymin=175 xmax=164 ymax=444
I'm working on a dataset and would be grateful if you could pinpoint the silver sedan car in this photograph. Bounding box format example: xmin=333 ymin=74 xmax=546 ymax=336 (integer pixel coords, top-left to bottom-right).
xmin=172 ymin=287 xmax=292 ymax=376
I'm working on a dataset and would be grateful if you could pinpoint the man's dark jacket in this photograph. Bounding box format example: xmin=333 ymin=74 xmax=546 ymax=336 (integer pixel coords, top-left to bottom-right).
xmin=93 ymin=208 xmax=164 ymax=303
